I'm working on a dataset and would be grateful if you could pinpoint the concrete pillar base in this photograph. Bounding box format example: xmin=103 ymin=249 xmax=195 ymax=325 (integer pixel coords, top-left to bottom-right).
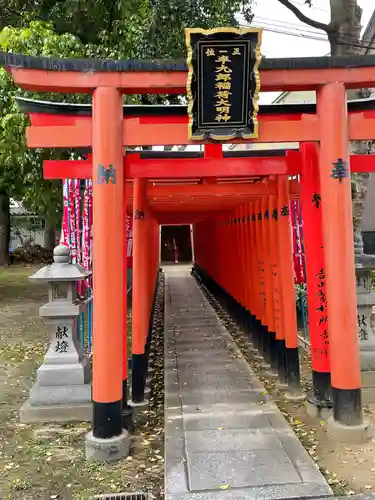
xmin=243 ymin=347 xmax=255 ymax=357
xmin=260 ymin=362 xmax=271 ymax=370
xmin=283 ymin=391 xmax=306 ymax=402
xmin=253 ymin=354 xmax=264 ymax=362
xmin=85 ymin=430 xmax=130 ymax=461
xmin=326 ymin=416 xmax=369 ymax=443
xmin=264 ymin=370 xmax=279 ymax=380
xmin=306 ymin=400 xmax=332 ymax=420
xmin=129 ymin=399 xmax=149 ymax=415
xmin=275 ymin=382 xmax=289 ymax=391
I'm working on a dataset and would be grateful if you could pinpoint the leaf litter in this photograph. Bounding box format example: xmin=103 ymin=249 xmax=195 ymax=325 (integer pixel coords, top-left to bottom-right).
xmin=0 ymin=267 xmax=165 ymax=499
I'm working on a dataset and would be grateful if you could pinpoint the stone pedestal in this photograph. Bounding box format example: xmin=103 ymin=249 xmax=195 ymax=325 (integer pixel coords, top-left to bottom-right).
xmin=20 ymin=244 xmax=92 ymax=423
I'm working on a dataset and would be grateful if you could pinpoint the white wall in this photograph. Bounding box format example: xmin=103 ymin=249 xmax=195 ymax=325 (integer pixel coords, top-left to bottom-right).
xmin=10 ymin=226 xmax=44 ymax=250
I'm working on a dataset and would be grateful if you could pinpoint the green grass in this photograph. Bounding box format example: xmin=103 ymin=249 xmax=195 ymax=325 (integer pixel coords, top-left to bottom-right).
xmin=0 ymin=265 xmax=47 ymax=303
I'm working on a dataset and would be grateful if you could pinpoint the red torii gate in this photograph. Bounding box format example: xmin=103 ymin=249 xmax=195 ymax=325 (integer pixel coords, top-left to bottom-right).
xmin=39 ymin=130 xmax=375 ymax=412
xmin=5 ymin=49 xmax=375 ymax=459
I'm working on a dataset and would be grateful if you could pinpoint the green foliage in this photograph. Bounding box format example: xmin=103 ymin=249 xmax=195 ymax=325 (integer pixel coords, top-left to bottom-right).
xmin=295 ymin=283 xmax=307 ymax=312
xmin=0 ymin=0 xmax=255 ymax=58
xmin=0 ymin=21 xmax=89 ymax=221
xmin=0 ymin=1 xmax=255 ymax=222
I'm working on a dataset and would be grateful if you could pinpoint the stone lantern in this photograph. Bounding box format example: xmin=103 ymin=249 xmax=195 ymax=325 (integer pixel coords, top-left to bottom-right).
xmin=20 ymin=244 xmax=92 ymax=423
xmin=355 ymin=254 xmax=375 ymax=403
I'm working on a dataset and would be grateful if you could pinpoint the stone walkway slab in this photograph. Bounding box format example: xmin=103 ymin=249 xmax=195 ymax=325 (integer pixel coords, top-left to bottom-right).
xmin=164 ymin=266 xmax=332 ymax=500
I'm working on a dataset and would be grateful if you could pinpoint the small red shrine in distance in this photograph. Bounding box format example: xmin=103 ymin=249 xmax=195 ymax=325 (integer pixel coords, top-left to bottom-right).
xmin=3 ymin=24 xmax=375 ymax=459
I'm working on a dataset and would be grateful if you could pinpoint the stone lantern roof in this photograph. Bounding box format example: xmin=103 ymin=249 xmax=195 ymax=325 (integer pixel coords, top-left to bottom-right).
xmin=29 ymin=244 xmax=91 ymax=282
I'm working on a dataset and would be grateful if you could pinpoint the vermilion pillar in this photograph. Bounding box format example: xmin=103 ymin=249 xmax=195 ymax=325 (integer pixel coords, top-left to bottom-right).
xmin=122 ymin=180 xmax=133 ymax=430
xmin=131 ymin=178 xmax=149 ymax=405
xmin=265 ymin=193 xmax=280 ymax=376
xmin=277 ymin=175 xmax=302 ymax=395
xmin=90 ymin=87 xmax=125 ymax=444
xmin=269 ymin=193 xmax=288 ymax=383
xmin=145 ymin=214 xmax=158 ymax=374
xmin=246 ymin=201 xmax=259 ymax=350
xmin=261 ymin=195 xmax=275 ymax=368
xmin=317 ymin=83 xmax=363 ymax=426
xmin=300 ymin=143 xmax=332 ymax=410
xmin=243 ymin=203 xmax=252 ymax=313
xmin=249 ymin=200 xmax=261 ymax=350
xmin=239 ymin=206 xmax=249 ymax=327
xmin=238 ymin=206 xmax=245 ymax=307
xmin=254 ymin=198 xmax=267 ymax=358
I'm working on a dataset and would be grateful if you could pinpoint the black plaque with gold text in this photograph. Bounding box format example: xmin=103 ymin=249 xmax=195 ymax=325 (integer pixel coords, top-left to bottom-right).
xmin=185 ymin=27 xmax=262 ymax=141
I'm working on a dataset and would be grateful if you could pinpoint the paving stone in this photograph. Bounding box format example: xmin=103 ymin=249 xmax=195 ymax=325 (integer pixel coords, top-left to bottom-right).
xmin=176 ymin=350 xmax=234 ymax=360
xmin=166 ymin=433 xmax=185 ymax=457
xmin=186 ymin=449 xmax=301 ymax=490
xmin=181 ymin=401 xmax=277 ymax=416
xmin=176 ymin=351 xmax=232 ymax=360
xmin=184 ymin=429 xmax=283 ymax=453
xmin=164 ymin=266 xmax=331 ymax=499
xmin=178 ymin=364 xmax=251 ymax=376
xmin=180 ymin=390 xmax=261 ymax=407
xmin=175 ymin=340 xmax=227 ymax=348
xmin=173 ymin=320 xmax=218 ymax=328
xmin=265 ymin=409 xmax=295 ymax=431
xmin=178 ymin=376 xmax=254 ymax=392
xmin=274 ymin=430 xmax=325 ymax=484
xmin=166 ymin=405 xmax=183 ymax=421
xmin=183 ymin=411 xmax=270 ymax=431
xmin=166 ymin=483 xmax=334 ymax=499
xmin=166 ymin=393 xmax=182 ymax=409
xmin=165 ymin=454 xmax=190 ymax=495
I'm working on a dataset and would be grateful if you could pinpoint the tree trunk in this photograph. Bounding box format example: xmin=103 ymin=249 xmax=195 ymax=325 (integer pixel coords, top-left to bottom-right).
xmin=0 ymin=192 xmax=10 ymax=266
xmin=43 ymin=217 xmax=56 ymax=251
xmin=328 ymin=0 xmax=362 ymax=56
xmin=279 ymin=0 xmax=370 ymax=255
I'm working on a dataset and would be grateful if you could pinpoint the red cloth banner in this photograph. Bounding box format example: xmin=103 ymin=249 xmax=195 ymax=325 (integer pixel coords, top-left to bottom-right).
xmin=292 ymin=200 xmax=305 ymax=285
xmin=126 ymin=215 xmax=133 ymax=268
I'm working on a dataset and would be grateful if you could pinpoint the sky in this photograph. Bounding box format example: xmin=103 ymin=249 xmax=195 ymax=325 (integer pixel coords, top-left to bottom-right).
xmin=250 ymin=0 xmax=375 ymax=103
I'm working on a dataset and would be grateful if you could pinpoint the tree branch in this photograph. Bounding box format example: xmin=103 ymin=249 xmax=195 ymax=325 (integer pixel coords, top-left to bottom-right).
xmin=4 ymin=6 xmax=22 ymax=17
xmin=107 ymin=0 xmax=118 ymax=33
xmin=277 ymin=0 xmax=331 ymax=33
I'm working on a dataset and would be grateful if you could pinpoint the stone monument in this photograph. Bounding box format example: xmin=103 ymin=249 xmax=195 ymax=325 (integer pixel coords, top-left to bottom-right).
xmin=20 ymin=244 xmax=92 ymax=423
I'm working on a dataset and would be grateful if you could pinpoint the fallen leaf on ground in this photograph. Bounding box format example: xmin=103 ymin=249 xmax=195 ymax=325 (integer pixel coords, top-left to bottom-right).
xmin=219 ymin=484 xmax=230 ymax=490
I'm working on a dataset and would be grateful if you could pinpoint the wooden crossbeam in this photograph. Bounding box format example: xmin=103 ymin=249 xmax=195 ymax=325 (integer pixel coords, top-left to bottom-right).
xmin=44 ymin=154 xmax=298 ymax=180
xmin=10 ymin=64 xmax=375 ymax=94
xmin=43 ymin=152 xmax=375 ymax=181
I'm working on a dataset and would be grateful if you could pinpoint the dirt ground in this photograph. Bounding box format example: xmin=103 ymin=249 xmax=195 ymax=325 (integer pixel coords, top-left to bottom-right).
xmin=0 ymin=266 xmax=164 ymax=500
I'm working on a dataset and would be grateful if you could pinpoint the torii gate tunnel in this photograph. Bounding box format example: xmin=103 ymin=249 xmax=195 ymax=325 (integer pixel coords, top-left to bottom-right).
xmin=5 ymin=31 xmax=375 ymax=451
